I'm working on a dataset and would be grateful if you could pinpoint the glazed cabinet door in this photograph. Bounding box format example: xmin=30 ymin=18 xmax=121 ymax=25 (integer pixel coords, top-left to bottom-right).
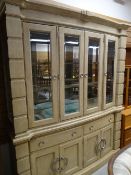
xmin=59 ymin=138 xmax=83 ymax=175
xmin=84 ymin=32 xmax=103 ymax=114
xmin=84 ymin=130 xmax=100 ymax=167
xmin=59 ymin=27 xmax=84 ymax=121
xmin=100 ymin=124 xmax=113 ymax=157
xmin=23 ymin=23 xmax=59 ymax=127
xmin=103 ymin=35 xmax=118 ymax=109
xmin=31 ymin=146 xmax=59 ymax=175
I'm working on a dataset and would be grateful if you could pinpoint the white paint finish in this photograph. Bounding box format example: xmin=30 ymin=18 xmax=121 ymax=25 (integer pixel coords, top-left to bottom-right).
xmin=53 ymin=0 xmax=131 ymax=22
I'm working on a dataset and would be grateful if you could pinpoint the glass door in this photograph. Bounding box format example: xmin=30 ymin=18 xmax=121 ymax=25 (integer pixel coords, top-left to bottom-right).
xmin=84 ymin=32 xmax=103 ymax=114
xmin=59 ymin=27 xmax=84 ymax=120
xmin=103 ymin=35 xmax=118 ymax=109
xmin=24 ymin=23 xmax=59 ymax=127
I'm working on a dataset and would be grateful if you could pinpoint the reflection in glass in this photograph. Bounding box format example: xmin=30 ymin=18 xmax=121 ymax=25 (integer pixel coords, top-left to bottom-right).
xmin=64 ymin=35 xmax=80 ymax=114
xmin=106 ymin=40 xmax=115 ymax=104
xmin=30 ymin=32 xmax=53 ymax=120
xmin=87 ymin=38 xmax=99 ymax=108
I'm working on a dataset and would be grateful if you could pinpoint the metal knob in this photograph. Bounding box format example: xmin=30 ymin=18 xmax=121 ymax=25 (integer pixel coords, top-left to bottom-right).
xmin=72 ymin=131 xmax=77 ymax=137
xmin=38 ymin=141 xmax=45 ymax=147
xmin=104 ymin=73 xmax=107 ymax=76
xmin=51 ymin=75 xmax=59 ymax=80
xmin=89 ymin=126 xmax=94 ymax=131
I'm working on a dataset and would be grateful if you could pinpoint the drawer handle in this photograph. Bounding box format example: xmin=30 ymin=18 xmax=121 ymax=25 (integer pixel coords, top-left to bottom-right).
xmin=60 ymin=157 xmax=68 ymax=171
xmin=51 ymin=157 xmax=60 ymax=173
xmin=96 ymin=140 xmax=101 ymax=154
xmin=89 ymin=126 xmax=94 ymax=131
xmin=38 ymin=141 xmax=45 ymax=147
xmin=72 ymin=131 xmax=77 ymax=137
xmin=100 ymin=138 xmax=106 ymax=150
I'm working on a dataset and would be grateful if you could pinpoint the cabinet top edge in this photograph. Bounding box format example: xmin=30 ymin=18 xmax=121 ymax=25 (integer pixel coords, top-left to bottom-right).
xmin=4 ymin=0 xmax=131 ymax=29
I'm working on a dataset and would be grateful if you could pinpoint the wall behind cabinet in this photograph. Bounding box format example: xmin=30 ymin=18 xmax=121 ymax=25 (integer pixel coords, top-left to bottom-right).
xmin=53 ymin=0 xmax=131 ymax=21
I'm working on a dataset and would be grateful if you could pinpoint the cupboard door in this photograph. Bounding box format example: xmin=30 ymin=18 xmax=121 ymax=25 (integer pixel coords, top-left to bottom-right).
xmin=104 ymin=35 xmax=118 ymax=109
xmin=84 ymin=32 xmax=103 ymax=114
xmin=59 ymin=27 xmax=84 ymax=120
xmin=84 ymin=130 xmax=100 ymax=167
xmin=60 ymin=138 xmax=83 ymax=175
xmin=100 ymin=124 xmax=113 ymax=157
xmin=23 ymin=23 xmax=59 ymax=127
xmin=31 ymin=146 xmax=59 ymax=175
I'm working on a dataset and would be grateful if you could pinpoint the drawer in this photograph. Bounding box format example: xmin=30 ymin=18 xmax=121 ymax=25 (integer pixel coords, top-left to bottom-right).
xmin=124 ymin=138 xmax=131 ymax=146
xmin=30 ymin=126 xmax=83 ymax=152
xmin=84 ymin=114 xmax=114 ymax=135
xmin=125 ymin=128 xmax=131 ymax=141
xmin=125 ymin=115 xmax=131 ymax=129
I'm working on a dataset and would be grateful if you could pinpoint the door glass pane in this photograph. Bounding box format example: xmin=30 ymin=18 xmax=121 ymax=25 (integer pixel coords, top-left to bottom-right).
xmin=88 ymin=37 xmax=99 ymax=108
xmin=128 ymin=81 xmax=131 ymax=106
xmin=128 ymin=68 xmax=131 ymax=105
xmin=123 ymin=68 xmax=127 ymax=106
xmin=64 ymin=35 xmax=80 ymax=114
xmin=30 ymin=32 xmax=53 ymax=120
xmin=106 ymin=40 xmax=115 ymax=104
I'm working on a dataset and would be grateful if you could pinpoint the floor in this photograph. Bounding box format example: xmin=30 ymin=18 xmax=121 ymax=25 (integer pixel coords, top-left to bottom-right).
xmin=92 ymin=163 xmax=108 ymax=175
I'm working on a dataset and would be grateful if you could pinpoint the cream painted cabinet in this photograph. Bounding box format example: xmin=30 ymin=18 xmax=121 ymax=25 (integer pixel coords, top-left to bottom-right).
xmin=4 ymin=1 xmax=128 ymax=175
xmin=31 ymin=138 xmax=83 ymax=175
xmin=84 ymin=123 xmax=113 ymax=167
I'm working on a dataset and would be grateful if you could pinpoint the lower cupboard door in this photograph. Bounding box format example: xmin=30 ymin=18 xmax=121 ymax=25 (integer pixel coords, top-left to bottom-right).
xmin=59 ymin=138 xmax=83 ymax=175
xmin=84 ymin=131 xmax=100 ymax=167
xmin=31 ymin=146 xmax=59 ymax=175
xmin=101 ymin=124 xmax=113 ymax=157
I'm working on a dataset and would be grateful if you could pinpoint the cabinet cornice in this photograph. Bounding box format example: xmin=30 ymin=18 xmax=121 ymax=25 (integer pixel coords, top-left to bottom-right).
xmin=4 ymin=0 xmax=131 ymax=30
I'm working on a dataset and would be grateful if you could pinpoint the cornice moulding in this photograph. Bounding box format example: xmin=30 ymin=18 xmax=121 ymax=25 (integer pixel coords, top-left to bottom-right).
xmin=4 ymin=0 xmax=131 ymax=29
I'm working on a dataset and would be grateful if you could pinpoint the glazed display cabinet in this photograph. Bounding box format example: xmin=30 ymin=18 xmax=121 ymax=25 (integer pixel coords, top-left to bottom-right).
xmin=0 ymin=0 xmax=130 ymax=174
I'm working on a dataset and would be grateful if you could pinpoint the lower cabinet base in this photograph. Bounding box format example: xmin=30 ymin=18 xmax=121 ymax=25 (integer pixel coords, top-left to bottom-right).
xmin=73 ymin=150 xmax=119 ymax=175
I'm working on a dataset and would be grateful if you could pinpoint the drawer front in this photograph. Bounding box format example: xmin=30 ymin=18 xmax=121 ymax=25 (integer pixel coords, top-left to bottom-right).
xmin=125 ymin=115 xmax=131 ymax=129
xmin=84 ymin=114 xmax=114 ymax=135
xmin=124 ymin=138 xmax=131 ymax=146
xmin=30 ymin=126 xmax=83 ymax=152
xmin=125 ymin=128 xmax=131 ymax=141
